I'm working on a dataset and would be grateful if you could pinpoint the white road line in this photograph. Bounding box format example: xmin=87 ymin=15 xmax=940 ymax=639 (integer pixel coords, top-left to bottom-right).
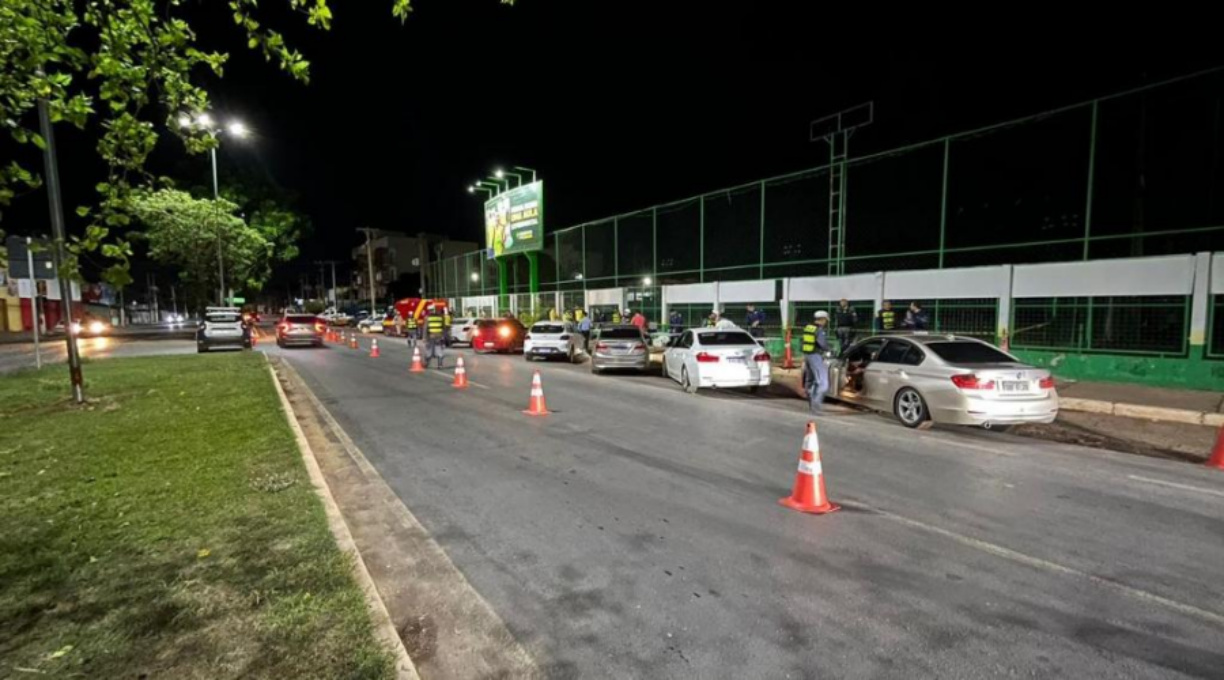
xmin=849 ymin=499 xmax=1224 ymax=628
xmin=1127 ymin=475 xmax=1224 ymax=499
xmin=422 ymin=367 xmax=490 ymax=390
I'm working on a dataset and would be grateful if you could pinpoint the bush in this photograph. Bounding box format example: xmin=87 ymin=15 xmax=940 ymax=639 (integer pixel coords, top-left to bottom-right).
xmin=304 ymin=299 xmax=326 ymax=314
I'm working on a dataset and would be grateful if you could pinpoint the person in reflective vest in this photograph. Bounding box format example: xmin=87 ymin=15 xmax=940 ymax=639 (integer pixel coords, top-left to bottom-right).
xmin=563 ymin=308 xmax=575 ymax=323
xmin=611 ymin=309 xmax=622 ymax=324
xmin=425 ymin=309 xmax=446 ymax=369
xmin=875 ymin=300 xmax=898 ymax=333
xmin=405 ymin=311 xmax=419 ymax=350
xmin=802 ymin=311 xmax=831 ymax=413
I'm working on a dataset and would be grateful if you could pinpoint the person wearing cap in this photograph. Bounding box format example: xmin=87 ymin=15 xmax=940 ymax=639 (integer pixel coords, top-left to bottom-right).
xmin=708 ymin=309 xmax=737 ymax=330
xmin=802 ymin=311 xmax=832 ymax=413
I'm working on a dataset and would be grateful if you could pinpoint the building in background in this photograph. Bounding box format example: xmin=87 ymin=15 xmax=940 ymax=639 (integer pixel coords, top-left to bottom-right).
xmin=3 ymin=235 xmax=83 ymax=334
xmin=351 ymin=232 xmax=478 ymax=307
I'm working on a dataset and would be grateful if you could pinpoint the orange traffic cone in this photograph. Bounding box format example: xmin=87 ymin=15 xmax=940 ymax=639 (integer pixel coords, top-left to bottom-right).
xmin=410 ymin=346 xmax=425 ymax=373
xmin=349 ymin=333 xmax=358 ymax=350
xmin=370 ymin=339 xmax=380 ymax=358
xmin=1207 ymin=426 xmax=1224 ymax=470
xmin=782 ymin=327 xmax=797 ymax=369
xmin=523 ymin=370 xmax=551 ymax=416
xmin=779 ymin=422 xmax=839 ymax=514
xmin=452 ymin=357 xmax=469 ymax=389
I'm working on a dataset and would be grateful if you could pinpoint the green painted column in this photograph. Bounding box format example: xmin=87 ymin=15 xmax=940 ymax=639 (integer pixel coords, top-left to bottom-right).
xmin=527 ymin=251 xmax=540 ymax=294
xmin=497 ymin=257 xmax=509 ymax=312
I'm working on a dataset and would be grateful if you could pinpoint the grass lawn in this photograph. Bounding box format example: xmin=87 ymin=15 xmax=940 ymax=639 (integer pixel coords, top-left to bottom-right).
xmin=0 ymin=353 xmax=394 ymax=679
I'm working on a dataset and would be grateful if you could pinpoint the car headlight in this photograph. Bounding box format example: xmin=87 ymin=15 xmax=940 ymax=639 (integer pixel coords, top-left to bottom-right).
xmin=69 ymin=322 xmax=82 ymax=335
xmin=88 ymin=320 xmax=106 ymax=335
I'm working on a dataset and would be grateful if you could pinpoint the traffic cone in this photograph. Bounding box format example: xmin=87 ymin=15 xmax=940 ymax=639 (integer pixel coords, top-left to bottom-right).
xmin=349 ymin=333 xmax=358 ymax=350
xmin=782 ymin=327 xmax=797 ymax=369
xmin=1207 ymin=426 xmax=1224 ymax=471
xmin=779 ymin=422 xmax=839 ymax=515
xmin=370 ymin=339 xmax=380 ymax=358
xmin=523 ymin=370 xmax=551 ymax=416
xmin=452 ymin=357 xmax=469 ymax=389
xmin=410 ymin=346 xmax=425 ymax=373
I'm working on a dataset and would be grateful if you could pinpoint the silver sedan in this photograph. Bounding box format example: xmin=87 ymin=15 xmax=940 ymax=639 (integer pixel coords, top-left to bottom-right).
xmin=826 ymin=334 xmax=1058 ymax=429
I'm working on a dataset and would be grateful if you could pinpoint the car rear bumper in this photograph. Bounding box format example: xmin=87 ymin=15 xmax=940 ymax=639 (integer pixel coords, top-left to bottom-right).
xmin=527 ymin=344 xmax=572 ymax=356
xmin=697 ymin=363 xmax=772 ymax=388
xmin=592 ymin=352 xmax=649 ymax=370
xmin=279 ymin=335 xmax=322 ymax=346
xmin=933 ymin=394 xmax=1060 ymax=426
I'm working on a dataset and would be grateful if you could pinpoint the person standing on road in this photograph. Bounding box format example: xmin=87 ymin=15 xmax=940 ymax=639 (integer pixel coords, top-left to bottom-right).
xmin=875 ymin=300 xmax=898 ymax=334
xmin=668 ymin=309 xmax=684 ymax=333
xmin=745 ymin=304 xmax=766 ymax=338
xmin=630 ymin=309 xmax=647 ymax=332
xmin=903 ymin=301 xmax=930 ymax=331
xmin=802 ymin=311 xmax=831 ymax=413
xmin=834 ymin=299 xmax=858 ymax=352
xmin=578 ymin=313 xmax=592 ymax=351
xmin=405 ymin=310 xmax=420 ymax=351
xmin=611 ymin=308 xmax=623 ymax=324
xmin=424 ymin=307 xmax=447 ymax=369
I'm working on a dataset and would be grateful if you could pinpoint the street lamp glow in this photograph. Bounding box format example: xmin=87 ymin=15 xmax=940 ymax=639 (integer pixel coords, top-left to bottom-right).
xmin=178 ymin=115 xmax=193 ymax=128
xmin=574 ymin=273 xmax=584 ymax=281
xmin=494 ymin=168 xmax=505 ymax=179
xmin=196 ymin=112 xmax=214 ymax=127
xmin=642 ymin=276 xmax=653 ymax=286
xmin=467 ymin=186 xmax=475 ymax=194
xmin=227 ymin=121 xmax=249 ymax=138
xmin=470 ymin=272 xmax=480 ymax=282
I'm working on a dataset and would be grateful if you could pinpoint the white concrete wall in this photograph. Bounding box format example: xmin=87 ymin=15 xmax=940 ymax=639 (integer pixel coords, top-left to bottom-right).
xmin=1012 ymin=255 xmax=1195 ymax=298
xmin=788 ymin=273 xmax=882 ymax=302
xmin=883 ymin=265 xmax=1011 ymax=300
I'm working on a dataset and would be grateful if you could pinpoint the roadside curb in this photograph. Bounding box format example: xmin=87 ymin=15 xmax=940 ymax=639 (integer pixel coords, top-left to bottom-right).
xmin=1059 ymin=397 xmax=1222 ymax=427
xmin=268 ymin=363 xmax=421 ymax=680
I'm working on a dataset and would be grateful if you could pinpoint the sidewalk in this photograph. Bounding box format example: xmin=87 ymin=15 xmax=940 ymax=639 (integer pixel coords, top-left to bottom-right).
xmin=1057 ymin=381 xmax=1224 ymax=427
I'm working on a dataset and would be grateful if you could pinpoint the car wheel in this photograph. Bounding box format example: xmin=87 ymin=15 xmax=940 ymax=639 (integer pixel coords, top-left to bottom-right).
xmin=277 ymin=339 xmax=285 ymax=348
xmin=524 ymin=353 xmax=533 ymax=362
xmin=591 ymin=364 xmax=602 ymax=375
xmin=895 ymin=387 xmax=929 ymax=428
xmin=748 ymin=385 xmax=760 ymax=395
xmin=197 ymin=345 xmax=206 ymax=354
xmin=681 ymin=366 xmax=697 ymax=394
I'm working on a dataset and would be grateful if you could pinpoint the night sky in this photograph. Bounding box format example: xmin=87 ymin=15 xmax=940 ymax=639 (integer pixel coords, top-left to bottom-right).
xmin=3 ymin=3 xmax=1220 ymax=290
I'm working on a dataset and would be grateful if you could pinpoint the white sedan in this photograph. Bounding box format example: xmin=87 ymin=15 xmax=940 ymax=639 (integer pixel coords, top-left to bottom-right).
xmin=662 ymin=329 xmax=771 ymax=394
xmin=524 ymin=321 xmax=582 ymax=362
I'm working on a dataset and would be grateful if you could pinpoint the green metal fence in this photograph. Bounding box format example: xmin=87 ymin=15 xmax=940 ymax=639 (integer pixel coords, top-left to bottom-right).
xmin=426 ymin=67 xmax=1224 ymax=358
xmin=1210 ymin=295 xmax=1224 ymax=359
xmin=1011 ymin=296 xmax=1190 ymax=357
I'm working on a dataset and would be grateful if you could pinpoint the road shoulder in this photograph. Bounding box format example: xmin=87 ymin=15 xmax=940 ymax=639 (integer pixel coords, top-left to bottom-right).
xmin=270 ymin=356 xmax=539 ymax=680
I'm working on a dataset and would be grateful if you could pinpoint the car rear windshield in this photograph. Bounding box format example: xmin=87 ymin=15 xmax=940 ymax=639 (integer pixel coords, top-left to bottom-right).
xmin=476 ymin=319 xmax=500 ymax=328
xmin=286 ymin=315 xmax=318 ymax=324
xmin=599 ymin=328 xmax=643 ymax=339
xmin=926 ymin=341 xmax=1015 ymax=364
xmin=697 ymin=331 xmax=756 ymax=346
xmin=531 ymin=324 xmax=566 ymax=334
xmin=207 ymin=313 xmax=242 ymax=323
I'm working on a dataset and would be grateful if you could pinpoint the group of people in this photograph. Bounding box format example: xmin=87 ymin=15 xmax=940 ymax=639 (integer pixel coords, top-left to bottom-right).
xmin=394 ymin=305 xmax=451 ymax=369
xmin=800 ymin=298 xmax=932 ymax=414
xmin=666 ymin=305 xmax=766 ymax=334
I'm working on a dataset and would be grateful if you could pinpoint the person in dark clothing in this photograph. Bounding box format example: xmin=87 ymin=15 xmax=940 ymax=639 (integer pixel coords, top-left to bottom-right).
xmin=875 ymin=300 xmax=898 ymax=333
xmin=668 ymin=310 xmax=684 ymax=333
xmin=903 ymin=301 xmax=930 ymax=330
xmin=745 ymin=304 xmax=767 ymax=338
xmin=834 ymin=298 xmax=858 ymax=352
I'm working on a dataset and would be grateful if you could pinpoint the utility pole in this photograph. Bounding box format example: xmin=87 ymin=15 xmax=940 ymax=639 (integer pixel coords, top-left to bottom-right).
xmin=315 ymin=260 xmax=339 ymax=307
xmin=37 ymin=90 xmax=84 ymax=403
xmin=417 ymin=233 xmax=429 ymax=297
xmin=357 ymin=228 xmax=379 ymax=313
xmin=171 ymin=285 xmax=178 ymax=317
xmin=26 ymin=237 xmax=41 ymax=370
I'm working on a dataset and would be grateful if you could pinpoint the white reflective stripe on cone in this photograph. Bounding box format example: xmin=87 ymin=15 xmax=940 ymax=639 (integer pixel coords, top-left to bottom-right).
xmin=798 ymin=459 xmax=822 ymax=476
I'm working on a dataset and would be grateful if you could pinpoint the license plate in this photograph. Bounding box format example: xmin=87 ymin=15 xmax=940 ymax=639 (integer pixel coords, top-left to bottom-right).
xmin=484 ymin=342 xmax=495 ymax=348
xmin=726 ymin=356 xmax=747 ymax=364
xmin=1000 ymin=380 xmax=1029 ymax=392
xmin=537 ymin=348 xmax=555 ymax=353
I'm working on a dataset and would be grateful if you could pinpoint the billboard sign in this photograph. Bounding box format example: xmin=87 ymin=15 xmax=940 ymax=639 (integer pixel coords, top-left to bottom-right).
xmin=485 ymin=181 xmax=543 ymax=257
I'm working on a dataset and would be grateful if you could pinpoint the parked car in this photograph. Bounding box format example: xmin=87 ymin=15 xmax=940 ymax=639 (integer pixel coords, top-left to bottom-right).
xmin=525 ymin=321 xmax=582 ymax=363
xmin=826 ymin=334 xmax=1059 ymax=429
xmin=663 ymin=328 xmax=770 ymax=393
xmin=591 ymin=325 xmax=651 ymax=374
xmin=197 ymin=307 xmax=250 ymax=353
xmin=448 ymin=317 xmax=478 ymax=347
xmin=472 ymin=318 xmax=526 ymax=354
xmin=276 ymin=315 xmax=326 ymax=348
xmin=357 ymin=316 xmax=384 ymax=334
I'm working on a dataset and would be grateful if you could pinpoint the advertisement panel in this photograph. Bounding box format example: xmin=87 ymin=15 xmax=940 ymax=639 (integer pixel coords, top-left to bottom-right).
xmin=485 ymin=180 xmax=544 ymax=257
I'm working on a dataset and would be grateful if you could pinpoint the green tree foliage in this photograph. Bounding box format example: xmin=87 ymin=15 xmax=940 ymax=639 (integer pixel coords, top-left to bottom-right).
xmin=132 ymin=189 xmax=272 ymax=306
xmin=0 ymin=0 xmax=513 ymax=287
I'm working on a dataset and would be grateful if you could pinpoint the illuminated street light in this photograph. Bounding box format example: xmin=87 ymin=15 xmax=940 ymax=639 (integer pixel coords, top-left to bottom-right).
xmin=227 ymin=120 xmax=249 ymax=138
xmin=196 ymin=112 xmax=214 ymax=127
xmin=494 ymin=168 xmax=505 ymax=179
xmin=574 ymin=273 xmax=584 ymax=281
xmin=467 ymin=186 xmax=475 ymax=194
xmin=642 ymin=276 xmax=653 ymax=286
xmin=178 ymin=114 xmax=192 ymax=128
xmin=470 ymin=272 xmax=480 ymax=282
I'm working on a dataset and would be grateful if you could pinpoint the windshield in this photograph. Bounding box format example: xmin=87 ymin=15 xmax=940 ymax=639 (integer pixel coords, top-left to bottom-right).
xmin=531 ymin=324 xmax=566 ymax=334
xmin=926 ymin=341 xmax=1015 ymax=364
xmin=207 ymin=313 xmax=242 ymax=324
xmin=697 ymin=331 xmax=757 ymax=346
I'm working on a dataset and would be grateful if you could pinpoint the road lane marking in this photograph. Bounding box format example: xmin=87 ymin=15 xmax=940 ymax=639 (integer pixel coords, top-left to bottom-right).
xmin=847 ymin=499 xmax=1224 ymax=628
xmin=1127 ymin=475 xmax=1224 ymax=499
xmin=423 ymin=366 xmax=490 ymax=389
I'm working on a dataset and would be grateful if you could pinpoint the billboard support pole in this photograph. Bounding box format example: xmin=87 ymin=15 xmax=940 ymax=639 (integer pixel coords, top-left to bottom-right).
xmin=527 ymin=251 xmax=540 ymax=295
xmin=497 ymin=257 xmax=509 ymax=312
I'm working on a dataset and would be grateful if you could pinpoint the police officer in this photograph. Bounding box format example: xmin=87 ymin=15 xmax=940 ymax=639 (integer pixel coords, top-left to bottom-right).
xmin=424 ymin=307 xmax=447 ymax=369
xmin=834 ymin=298 xmax=859 ymax=352
xmin=610 ymin=308 xmax=622 ymax=324
xmin=875 ymin=300 xmax=898 ymax=333
xmin=802 ymin=311 xmax=832 ymax=413
xmin=668 ymin=309 xmax=684 ymax=333
xmin=563 ymin=308 xmax=575 ymax=323
xmin=745 ymin=304 xmax=766 ymax=338
xmin=405 ymin=308 xmax=419 ymax=351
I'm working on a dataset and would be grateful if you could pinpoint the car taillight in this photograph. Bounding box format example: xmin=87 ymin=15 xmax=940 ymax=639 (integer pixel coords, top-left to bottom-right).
xmin=753 ymin=351 xmax=771 ymax=362
xmin=951 ymin=374 xmax=995 ymax=390
xmin=630 ymin=342 xmax=646 ymax=354
xmin=695 ymin=352 xmax=720 ymax=363
xmin=498 ymin=326 xmax=511 ymax=338
xmin=595 ymin=342 xmax=609 ymax=351
xmin=315 ymin=323 xmax=325 ymax=333
xmin=1039 ymin=376 xmax=1055 ymax=390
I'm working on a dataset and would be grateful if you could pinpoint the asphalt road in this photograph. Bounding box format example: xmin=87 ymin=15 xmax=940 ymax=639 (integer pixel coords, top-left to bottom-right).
xmin=0 ymin=331 xmax=198 ymax=374
xmin=266 ymin=335 xmax=1224 ymax=679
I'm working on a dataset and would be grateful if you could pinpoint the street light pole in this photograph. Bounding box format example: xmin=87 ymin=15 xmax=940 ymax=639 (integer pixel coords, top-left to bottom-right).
xmin=210 ymin=146 xmax=225 ymax=306
xmin=37 ymin=94 xmax=84 ymax=403
xmin=358 ymin=228 xmax=378 ymax=313
xmin=26 ymin=237 xmax=41 ymax=370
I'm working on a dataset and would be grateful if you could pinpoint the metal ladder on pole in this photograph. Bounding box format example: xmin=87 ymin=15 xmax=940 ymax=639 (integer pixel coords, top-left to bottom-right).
xmin=827 ymin=135 xmax=848 ymax=277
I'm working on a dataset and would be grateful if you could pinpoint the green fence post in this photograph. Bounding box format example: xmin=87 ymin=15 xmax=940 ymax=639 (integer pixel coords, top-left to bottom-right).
xmin=1083 ymin=100 xmax=1099 ymax=261
xmin=759 ymin=180 xmax=766 ymax=279
xmin=938 ymin=138 xmax=950 ymax=269
xmin=699 ymin=197 xmax=705 ymax=283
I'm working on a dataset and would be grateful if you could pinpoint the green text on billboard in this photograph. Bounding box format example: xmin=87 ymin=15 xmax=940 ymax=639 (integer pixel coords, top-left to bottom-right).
xmin=485 ymin=181 xmax=544 ymax=257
